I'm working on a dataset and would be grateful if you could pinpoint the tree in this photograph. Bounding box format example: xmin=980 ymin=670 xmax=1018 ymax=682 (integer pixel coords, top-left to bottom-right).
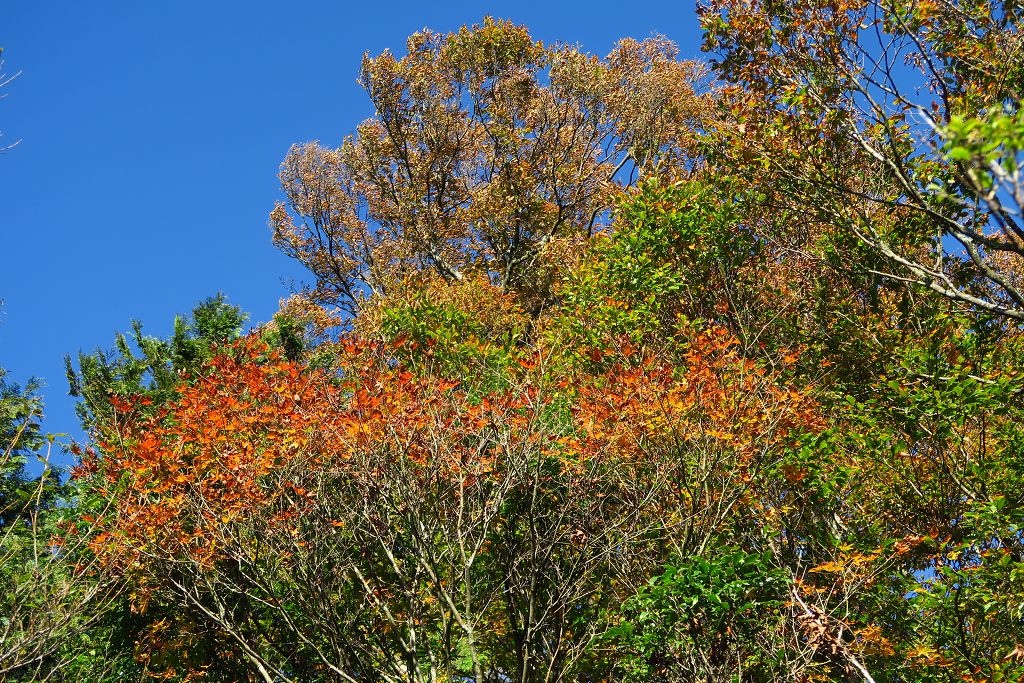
xmin=66 ymin=293 xmax=248 ymax=431
xmin=270 ymin=18 xmax=710 ymax=318
xmin=0 ymin=373 xmax=58 ymax=528
xmin=689 ymin=9 xmax=1024 ymax=676
xmin=60 ymin=295 xmax=258 ymax=682
xmin=0 ymin=368 xmax=119 ymax=681
xmin=40 ymin=14 xmax=1024 ymax=683
xmin=86 ymin=337 xmax=625 ymax=682
xmin=81 ymin=302 xmax=823 ymax=683
xmin=549 ymin=167 xmax=1024 ymax=681
xmin=699 ymin=0 xmax=1024 ymax=321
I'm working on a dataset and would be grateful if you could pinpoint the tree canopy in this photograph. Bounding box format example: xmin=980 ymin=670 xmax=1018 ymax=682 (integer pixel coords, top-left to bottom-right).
xmin=4 ymin=10 xmax=1024 ymax=683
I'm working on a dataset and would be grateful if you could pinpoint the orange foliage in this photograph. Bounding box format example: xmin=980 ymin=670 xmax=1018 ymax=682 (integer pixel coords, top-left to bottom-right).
xmin=571 ymin=327 xmax=822 ymax=465
xmin=92 ymin=337 xmax=337 ymax=567
xmin=91 ymin=335 xmax=540 ymax=569
xmin=90 ymin=327 xmax=823 ymax=601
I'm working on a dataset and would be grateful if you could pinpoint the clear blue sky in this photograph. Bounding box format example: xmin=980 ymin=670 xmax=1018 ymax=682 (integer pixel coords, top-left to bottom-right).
xmin=0 ymin=1 xmax=702 ymax=451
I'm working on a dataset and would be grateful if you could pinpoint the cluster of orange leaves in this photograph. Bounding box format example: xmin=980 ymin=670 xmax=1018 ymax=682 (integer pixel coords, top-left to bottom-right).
xmin=90 ymin=337 xmax=336 ymax=567
xmin=88 ymin=336 xmax=537 ymax=569
xmin=570 ymin=328 xmax=823 ymax=468
xmin=88 ymin=328 xmax=822 ymax=576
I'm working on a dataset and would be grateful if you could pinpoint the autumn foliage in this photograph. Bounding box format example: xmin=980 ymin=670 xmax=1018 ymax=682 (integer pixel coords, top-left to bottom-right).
xmin=270 ymin=18 xmax=712 ymax=317
xmin=82 ymin=318 xmax=830 ymax=681
xmin=9 ymin=9 xmax=1023 ymax=683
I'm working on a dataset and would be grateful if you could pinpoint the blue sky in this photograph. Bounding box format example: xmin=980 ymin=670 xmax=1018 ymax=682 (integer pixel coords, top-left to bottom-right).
xmin=0 ymin=1 xmax=702 ymax=450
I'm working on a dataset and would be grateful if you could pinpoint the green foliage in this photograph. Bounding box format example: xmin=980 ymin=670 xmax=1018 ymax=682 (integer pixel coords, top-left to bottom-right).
xmin=262 ymin=311 xmax=306 ymax=363
xmin=944 ymin=109 xmax=1024 ymax=171
xmin=0 ymin=371 xmax=62 ymax=528
xmin=381 ymin=299 xmax=514 ymax=373
xmin=554 ymin=179 xmax=754 ymax=353
xmin=373 ymin=280 xmax=528 ymax=391
xmin=65 ymin=294 xmax=247 ymax=429
xmin=0 ymin=366 xmax=126 ymax=683
xmin=607 ymin=550 xmax=788 ymax=682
